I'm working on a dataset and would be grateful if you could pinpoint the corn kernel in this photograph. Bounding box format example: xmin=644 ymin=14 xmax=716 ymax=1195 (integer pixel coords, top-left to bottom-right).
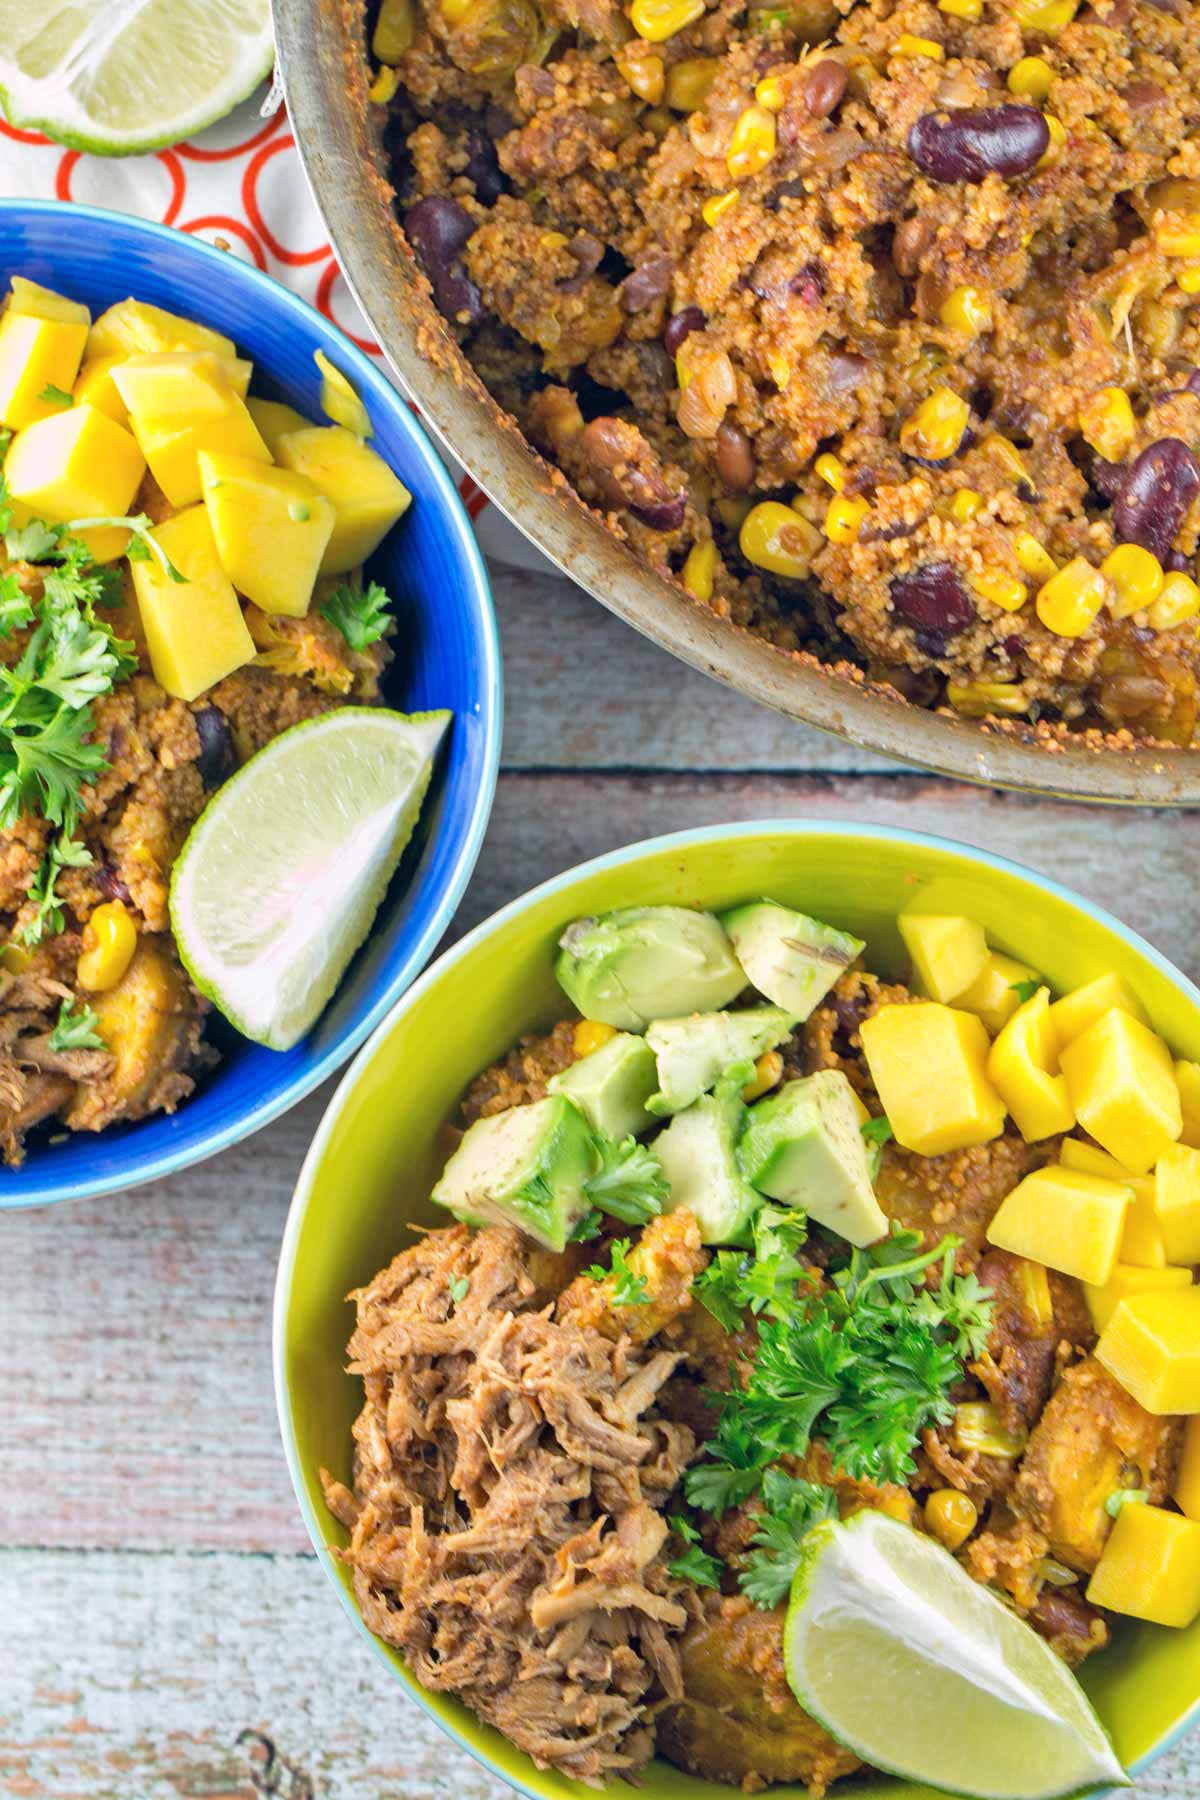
xmin=0 ymin=942 xmax=31 ymax=974
xmin=1079 ymin=386 xmax=1135 ymax=463
xmin=754 ymin=74 xmax=786 ymax=111
xmin=702 ymin=189 xmax=738 ymax=227
xmin=573 ymin=1018 xmax=618 ymax=1057
xmin=950 ymin=487 xmax=983 ymax=523
xmin=892 ymin=32 xmax=945 ymax=56
xmin=743 ymin=1048 xmax=784 ymax=1101
xmin=899 ymin=386 xmax=970 ymax=461
xmin=368 ymin=64 xmax=400 ymax=104
xmin=1014 ymin=532 xmax=1058 ymax=582
xmin=440 ymin=0 xmax=473 ymax=21
xmin=815 ymin=452 xmax=846 ymax=491
xmin=616 ymin=45 xmax=665 ymax=103
xmin=682 ymin=537 xmax=718 ymax=602
xmin=372 ymin=0 xmax=416 ymax=60
xmin=77 ymin=900 xmax=137 ymax=993
xmin=982 ymin=433 xmax=1029 ymax=483
xmin=727 ymin=103 xmax=777 ymax=180
xmin=824 ymin=493 xmax=870 ymax=545
xmin=540 ymin=230 xmax=569 ymax=251
xmin=1148 ymin=571 xmax=1200 ymax=632
xmin=938 ymin=0 xmax=982 ymax=16
xmin=716 ymin=494 xmax=753 ymax=528
xmin=1178 ymin=265 xmax=1200 ymax=296
xmin=666 ymin=55 xmax=718 ymax=110
xmin=1102 ymin=543 xmax=1164 ymax=620
xmin=1015 ymin=0 xmax=1077 ymax=28
xmin=1039 ymin=114 xmax=1066 ymax=167
xmin=1156 ymin=214 xmax=1200 ymax=260
xmin=643 ymin=105 xmax=673 ymax=136
xmin=740 ymin=499 xmax=820 ymax=577
xmin=1036 ymin=556 xmax=1110 ymax=638
xmin=766 ymin=347 xmax=791 ymax=390
xmin=939 ymin=284 xmax=992 ymax=336
xmin=630 ymin=0 xmax=704 ymax=40
xmin=1007 ymin=54 xmax=1054 ymax=99
xmin=946 ymin=680 xmax=1028 ymax=717
xmin=925 ymin=1489 xmax=979 ymax=1551
xmin=970 ymin=569 xmax=1027 ymax=612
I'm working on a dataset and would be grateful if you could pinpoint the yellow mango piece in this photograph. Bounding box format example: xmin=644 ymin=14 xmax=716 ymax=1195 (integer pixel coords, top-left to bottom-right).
xmin=898 ymin=912 xmax=988 ymax=1004
xmin=73 ymin=353 xmax=132 ymax=425
xmin=5 ymin=403 xmax=144 ymax=530
xmin=1096 ymin=1286 xmax=1200 ymax=1413
xmin=275 ymin=425 xmax=411 ymax=574
xmin=1059 ymin=1139 xmax=1163 ymax=1265
xmin=1176 ymin=1060 xmax=1200 ymax=1150
xmin=1084 ymin=1262 xmax=1192 ymax=1333
xmin=1059 ymin=1006 xmax=1181 ymax=1174
xmin=986 ymin=987 xmax=1074 ymax=1142
xmin=0 ymin=309 xmax=89 ymax=429
xmin=1050 ymin=971 xmax=1148 ymax=1049
xmin=859 ymin=1002 xmax=1006 ymax=1157
xmin=113 ymin=354 xmax=270 ymax=509
xmin=246 ymin=397 xmax=315 ymax=453
xmin=987 ymin=1165 xmax=1132 ymax=1286
xmin=198 ymin=450 xmax=335 ymax=618
xmin=1086 ymin=1502 xmax=1200 ymax=1628
xmin=1177 ymin=1417 xmax=1200 ymax=1521
xmin=9 ymin=276 xmax=89 ymax=326
xmin=130 ymin=505 xmax=255 ymax=702
xmin=954 ymin=951 xmax=1037 ymax=1036
xmin=87 ymin=297 xmax=235 ymax=363
xmin=1154 ymin=1142 xmax=1200 ymax=1266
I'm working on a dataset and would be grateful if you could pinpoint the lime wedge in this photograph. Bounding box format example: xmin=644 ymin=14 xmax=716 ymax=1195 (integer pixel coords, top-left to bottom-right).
xmin=783 ymin=1511 xmax=1128 ymax=1800
xmin=170 ymin=707 xmax=450 ymax=1051
xmin=0 ymin=0 xmax=274 ymax=156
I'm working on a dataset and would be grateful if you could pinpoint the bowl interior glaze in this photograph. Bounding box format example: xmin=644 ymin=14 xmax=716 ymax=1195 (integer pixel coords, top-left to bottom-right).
xmin=276 ymin=822 xmax=1200 ymax=1800
xmin=0 ymin=199 xmax=500 ymax=1208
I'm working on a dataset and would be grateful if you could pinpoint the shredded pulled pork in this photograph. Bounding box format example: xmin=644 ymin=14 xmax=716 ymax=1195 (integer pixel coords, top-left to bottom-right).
xmin=323 ymin=1219 xmax=705 ymax=1785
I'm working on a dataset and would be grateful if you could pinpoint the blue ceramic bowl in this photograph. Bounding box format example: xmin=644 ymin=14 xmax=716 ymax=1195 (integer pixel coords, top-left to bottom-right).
xmin=0 ymin=199 xmax=501 ymax=1210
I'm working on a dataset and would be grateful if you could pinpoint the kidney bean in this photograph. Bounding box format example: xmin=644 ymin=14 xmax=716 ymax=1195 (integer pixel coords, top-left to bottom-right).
xmin=404 ymin=196 xmax=483 ymax=328
xmin=715 ymin=420 xmax=755 ymax=492
xmin=827 ymin=351 xmax=870 ymax=394
xmin=194 ymin=705 xmax=238 ymax=790
xmin=1089 ymin=455 xmax=1127 ymax=502
xmin=1187 ymin=369 xmax=1200 ymax=396
xmin=1113 ymin=438 xmax=1200 ymax=560
xmin=463 ymin=130 xmax=506 ymax=204
xmin=559 ymin=231 xmax=604 ymax=293
xmin=663 ymin=306 xmax=706 ymax=355
xmin=890 ymin=562 xmax=975 ymax=636
xmin=577 ymin=417 xmax=687 ymax=530
xmin=96 ymin=862 xmax=134 ymax=906
xmin=633 ymin=494 xmax=687 ymax=530
xmin=907 ymin=105 xmax=1049 ymax=184
xmin=621 ymin=251 xmax=674 ymax=314
xmin=800 ymin=59 xmax=847 ymax=120
xmin=892 ymin=217 xmax=934 ymax=277
xmin=1121 ymin=79 xmax=1165 ymax=112
xmin=1164 ymin=548 xmax=1191 ymax=574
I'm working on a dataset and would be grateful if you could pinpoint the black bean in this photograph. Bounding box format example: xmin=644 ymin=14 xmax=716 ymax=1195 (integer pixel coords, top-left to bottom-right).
xmin=194 ymin=705 xmax=238 ymax=790
xmin=96 ymin=862 xmax=133 ymax=906
xmin=463 ymin=130 xmax=506 ymax=205
xmin=663 ymin=306 xmax=706 ymax=355
xmin=1113 ymin=438 xmax=1200 ymax=561
xmin=404 ymin=196 xmax=483 ymax=328
xmin=907 ymin=105 xmax=1049 ymax=184
xmin=890 ymin=562 xmax=975 ymax=636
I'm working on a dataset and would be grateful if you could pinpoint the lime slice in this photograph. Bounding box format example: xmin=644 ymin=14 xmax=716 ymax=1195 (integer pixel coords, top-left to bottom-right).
xmin=784 ymin=1511 xmax=1128 ymax=1800
xmin=170 ymin=707 xmax=450 ymax=1051
xmin=0 ymin=0 xmax=274 ymax=156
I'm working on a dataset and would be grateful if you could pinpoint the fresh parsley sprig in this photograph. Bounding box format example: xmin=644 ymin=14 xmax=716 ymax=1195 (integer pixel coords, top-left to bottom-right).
xmin=667 ymin=1514 xmax=724 ymax=1590
xmin=737 ymin=1469 xmax=839 ymax=1609
xmin=584 ymin=1133 xmax=669 ymax=1225
xmin=584 ymin=1236 xmax=650 ymax=1307
xmin=320 ymin=578 xmax=392 ymax=650
xmin=48 ymin=995 xmax=105 ymax=1052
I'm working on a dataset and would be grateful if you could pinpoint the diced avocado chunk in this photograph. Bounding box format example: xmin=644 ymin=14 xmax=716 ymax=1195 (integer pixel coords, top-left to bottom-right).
xmin=556 ymin=905 xmax=745 ymax=1031
xmin=657 ymin=1067 xmax=763 ymax=1244
xmin=431 ymin=1094 xmax=595 ymax=1251
xmin=738 ymin=1070 xmax=887 ymax=1247
xmin=646 ymin=1004 xmax=795 ymax=1116
xmin=548 ymin=1031 xmax=659 ymax=1140
xmin=721 ymin=900 xmax=864 ymax=1021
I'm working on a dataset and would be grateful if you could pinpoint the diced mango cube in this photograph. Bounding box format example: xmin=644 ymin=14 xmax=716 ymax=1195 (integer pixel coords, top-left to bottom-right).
xmin=1084 ymin=1262 xmax=1192 ymax=1333
xmin=130 ymin=505 xmax=255 ymax=702
xmin=0 ymin=310 xmax=89 ymax=429
xmin=986 ymin=987 xmax=1074 ymax=1142
xmin=1060 ymin=1139 xmax=1165 ymax=1267
xmin=1059 ymin=1007 xmax=1181 ymax=1174
xmin=198 ymin=449 xmax=335 ymax=618
xmin=275 ymin=425 xmax=411 ymax=574
xmin=1096 ymin=1286 xmax=1200 ymax=1413
xmin=1086 ymin=1503 xmax=1200 ymax=1628
xmin=1177 ymin=1417 xmax=1200 ymax=1522
xmin=5 ymin=404 xmax=145 ymax=534
xmin=954 ymin=951 xmax=1037 ymax=1036
xmin=898 ymin=912 xmax=988 ymax=1004
xmin=246 ymin=397 xmax=316 ymax=452
xmin=1050 ymin=971 xmax=1148 ymax=1049
xmin=113 ymin=353 xmax=269 ymax=508
xmin=87 ymin=297 xmax=235 ymax=362
xmin=987 ymin=1165 xmax=1132 ymax=1286
xmin=73 ymin=353 xmax=132 ymax=424
xmin=859 ymin=1003 xmax=1006 ymax=1157
xmin=1177 ymin=1060 xmax=1200 ymax=1150
xmin=1154 ymin=1142 xmax=1200 ymax=1266
xmin=9 ymin=276 xmax=89 ymax=326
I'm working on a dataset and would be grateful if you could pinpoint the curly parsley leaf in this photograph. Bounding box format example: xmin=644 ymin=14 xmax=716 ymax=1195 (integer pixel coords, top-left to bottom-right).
xmin=738 ymin=1470 xmax=839 ymax=1609
xmin=860 ymin=1114 xmax=893 ymax=1148
xmin=0 ymin=570 xmax=33 ymax=638
xmin=1010 ymin=978 xmax=1040 ymax=1004
xmin=569 ymin=1206 xmax=604 ymax=1243
xmin=319 ymin=578 xmax=392 ymax=651
xmin=6 ymin=517 xmax=61 ymax=563
xmin=449 ymin=1275 xmax=470 ymax=1305
xmin=583 ymin=1132 xmax=668 ymax=1225
xmin=16 ymin=833 xmax=92 ymax=947
xmin=39 ymin=384 xmax=74 ymax=409
xmin=48 ymin=995 xmax=105 ymax=1052
xmin=667 ymin=1517 xmax=724 ymax=1589
xmin=584 ymin=1236 xmax=650 ymax=1307
xmin=67 ymin=514 xmax=186 ymax=583
xmin=911 ymin=1245 xmax=996 ymax=1361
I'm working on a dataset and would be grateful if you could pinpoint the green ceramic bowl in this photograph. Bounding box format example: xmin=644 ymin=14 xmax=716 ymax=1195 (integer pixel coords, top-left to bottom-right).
xmin=274 ymin=822 xmax=1200 ymax=1800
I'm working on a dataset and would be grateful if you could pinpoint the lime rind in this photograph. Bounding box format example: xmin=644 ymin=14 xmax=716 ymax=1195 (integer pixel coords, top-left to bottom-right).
xmin=784 ymin=1510 xmax=1128 ymax=1800
xmin=0 ymin=0 xmax=274 ymax=157
xmin=170 ymin=707 xmax=451 ymax=1052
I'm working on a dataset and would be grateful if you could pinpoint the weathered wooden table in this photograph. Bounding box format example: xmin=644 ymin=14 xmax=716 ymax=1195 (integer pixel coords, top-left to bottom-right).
xmin=2 ymin=564 xmax=1197 ymax=1800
